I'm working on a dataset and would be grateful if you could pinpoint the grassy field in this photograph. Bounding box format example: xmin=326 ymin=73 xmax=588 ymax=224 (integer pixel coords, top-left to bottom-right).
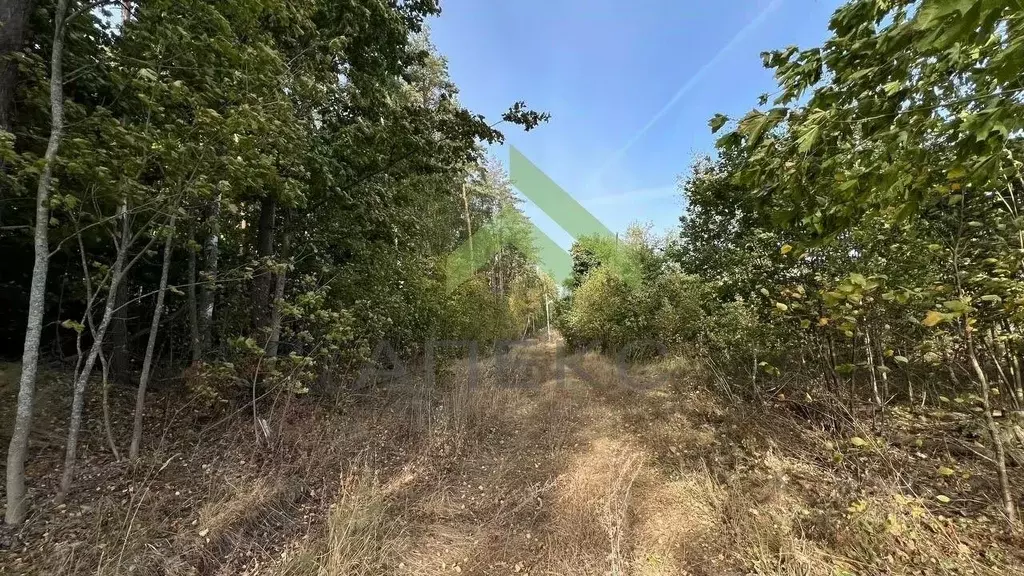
xmin=2 ymin=342 xmax=1022 ymax=575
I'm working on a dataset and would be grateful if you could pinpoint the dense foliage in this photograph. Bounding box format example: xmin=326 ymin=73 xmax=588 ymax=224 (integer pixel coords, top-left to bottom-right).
xmin=1 ymin=0 xmax=551 ymax=523
xmin=558 ymin=0 xmax=1024 ymax=524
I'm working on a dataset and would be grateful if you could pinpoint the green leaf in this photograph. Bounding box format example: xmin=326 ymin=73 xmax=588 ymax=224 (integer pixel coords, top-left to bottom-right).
xmin=796 ymin=124 xmax=821 ymax=153
xmin=915 ymin=0 xmax=975 ymax=30
xmin=708 ymin=113 xmax=728 ymax=134
xmin=937 ymin=466 xmax=955 ymax=477
xmin=894 ymin=201 xmax=918 ymax=222
xmin=849 ymin=436 xmax=868 ymax=447
xmin=935 ymin=494 xmax=951 ymax=503
xmin=942 ymin=300 xmax=967 ymax=312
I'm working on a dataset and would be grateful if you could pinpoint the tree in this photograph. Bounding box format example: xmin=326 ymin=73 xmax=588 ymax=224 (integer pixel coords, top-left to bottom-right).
xmin=5 ymin=0 xmax=69 ymax=526
xmin=707 ymin=0 xmax=1024 ymax=524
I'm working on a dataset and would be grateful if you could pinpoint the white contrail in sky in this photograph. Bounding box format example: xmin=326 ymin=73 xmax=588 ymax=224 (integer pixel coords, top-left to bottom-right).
xmin=588 ymin=185 xmax=678 ymax=206
xmin=593 ymin=0 xmax=784 ymax=179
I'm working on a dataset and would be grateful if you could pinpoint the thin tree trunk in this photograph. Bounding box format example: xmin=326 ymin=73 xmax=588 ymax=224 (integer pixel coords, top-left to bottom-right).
xmin=265 ymin=218 xmax=290 ymax=359
xmin=0 ymin=0 xmax=37 ymax=132
xmin=57 ymin=200 xmax=131 ymax=504
xmin=1009 ymin=323 xmax=1024 ymax=407
xmin=99 ymin=348 xmax=120 ymax=461
xmin=108 ymin=272 xmax=130 ymax=382
xmin=987 ymin=330 xmax=1012 ymax=393
xmin=875 ymin=334 xmax=889 ymax=403
xmin=866 ymin=330 xmax=881 ymax=406
xmin=187 ymin=229 xmax=200 ymax=362
xmin=128 ymin=214 xmax=176 ymax=460
xmin=1009 ymin=349 xmax=1023 ymax=412
xmin=198 ymin=192 xmax=221 ymax=354
xmin=825 ymin=331 xmax=840 ymax=392
xmin=995 ymin=325 xmax=1021 ymax=411
xmin=252 ymin=196 xmax=276 ymax=331
xmin=967 ymin=328 xmax=1016 ymax=524
xmin=951 ymin=195 xmax=1016 ymax=525
xmin=461 ymin=182 xmax=473 ymax=260
xmin=944 ymin=349 xmax=961 ymax=388
xmin=5 ymin=0 xmax=69 ymax=525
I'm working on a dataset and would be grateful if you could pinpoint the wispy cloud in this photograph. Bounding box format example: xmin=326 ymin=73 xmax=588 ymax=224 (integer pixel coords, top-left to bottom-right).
xmin=586 ymin=184 xmax=678 ymax=206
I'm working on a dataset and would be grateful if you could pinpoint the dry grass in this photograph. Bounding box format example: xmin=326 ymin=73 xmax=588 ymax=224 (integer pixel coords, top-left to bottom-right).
xmin=6 ymin=343 xmax=1024 ymax=575
xmin=318 ymin=466 xmax=396 ymax=575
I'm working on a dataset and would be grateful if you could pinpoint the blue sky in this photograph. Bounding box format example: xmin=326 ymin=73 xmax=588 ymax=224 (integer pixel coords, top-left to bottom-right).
xmin=430 ymin=0 xmax=843 ymax=247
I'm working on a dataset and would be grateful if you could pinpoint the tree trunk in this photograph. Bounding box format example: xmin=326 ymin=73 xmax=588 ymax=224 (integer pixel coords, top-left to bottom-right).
xmin=1009 ymin=350 xmax=1023 ymax=412
xmin=198 ymin=192 xmax=221 ymax=354
xmin=825 ymin=331 xmax=840 ymax=392
xmin=967 ymin=328 xmax=1017 ymax=525
xmin=5 ymin=0 xmax=68 ymax=526
xmin=1013 ymin=348 xmax=1024 ymax=409
xmin=0 ymin=0 xmax=37 ymax=132
xmin=265 ymin=217 xmax=290 ymax=359
xmin=874 ymin=334 xmax=889 ymax=403
xmin=108 ymin=272 xmax=130 ymax=383
xmin=187 ymin=228 xmax=200 ymax=362
xmin=252 ymin=196 xmax=276 ymax=331
xmin=128 ymin=214 xmax=175 ymax=460
xmin=99 ymin=349 xmax=120 ymax=461
xmin=461 ymin=182 xmax=473 ymax=259
xmin=865 ymin=330 xmax=881 ymax=406
xmin=57 ymin=200 xmax=131 ymax=504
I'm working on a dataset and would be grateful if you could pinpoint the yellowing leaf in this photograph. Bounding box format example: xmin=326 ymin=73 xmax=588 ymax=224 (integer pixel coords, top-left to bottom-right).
xmin=60 ymin=319 xmax=85 ymax=334
xmin=775 ymin=302 xmax=789 ymax=312
xmin=937 ymin=466 xmax=955 ymax=477
xmin=781 ymin=244 xmax=793 ymax=255
xmin=922 ymin=310 xmax=944 ymax=327
xmin=849 ymin=436 xmax=868 ymax=447
xmin=935 ymin=495 xmax=951 ymax=504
